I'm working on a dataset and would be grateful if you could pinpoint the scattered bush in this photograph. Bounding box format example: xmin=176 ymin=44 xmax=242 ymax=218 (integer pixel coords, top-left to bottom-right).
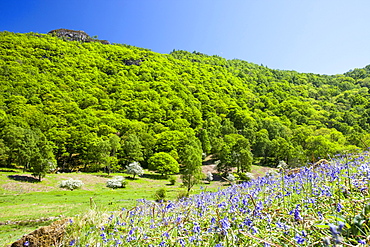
xmin=226 ymin=173 xmax=236 ymax=184
xmin=177 ymin=190 xmax=189 ymax=200
xmin=106 ymin=176 xmax=127 ymax=189
xmin=126 ymin=161 xmax=144 ymax=179
xmin=59 ymin=178 xmax=84 ymax=191
xmin=154 ymin=188 xmax=167 ymax=202
xmin=237 ymin=172 xmax=254 ymax=182
xmin=205 ymin=172 xmax=213 ymax=183
xmin=168 ymin=175 xmax=176 ymax=185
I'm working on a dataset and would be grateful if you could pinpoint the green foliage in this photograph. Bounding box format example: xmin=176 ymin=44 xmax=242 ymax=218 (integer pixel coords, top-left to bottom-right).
xmin=0 ymin=31 xmax=369 ymax=174
xmin=180 ymin=139 xmax=203 ymax=193
xmin=148 ymin=152 xmax=179 ymax=176
xmin=168 ymin=175 xmax=176 ymax=185
xmin=153 ymin=188 xmax=167 ymax=202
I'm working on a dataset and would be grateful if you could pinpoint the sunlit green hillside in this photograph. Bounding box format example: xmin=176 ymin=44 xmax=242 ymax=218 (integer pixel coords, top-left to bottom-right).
xmin=0 ymin=31 xmax=369 ymax=174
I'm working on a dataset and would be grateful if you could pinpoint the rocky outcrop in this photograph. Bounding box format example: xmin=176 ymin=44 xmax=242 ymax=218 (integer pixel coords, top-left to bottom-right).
xmin=10 ymin=218 xmax=71 ymax=247
xmin=48 ymin=28 xmax=110 ymax=44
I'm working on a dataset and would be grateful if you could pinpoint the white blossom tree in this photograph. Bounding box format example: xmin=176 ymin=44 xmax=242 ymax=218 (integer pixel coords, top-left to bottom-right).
xmin=126 ymin=161 xmax=144 ymax=179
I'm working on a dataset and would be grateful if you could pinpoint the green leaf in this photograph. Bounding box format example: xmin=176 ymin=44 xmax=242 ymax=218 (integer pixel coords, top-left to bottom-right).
xmin=315 ymin=224 xmax=330 ymax=229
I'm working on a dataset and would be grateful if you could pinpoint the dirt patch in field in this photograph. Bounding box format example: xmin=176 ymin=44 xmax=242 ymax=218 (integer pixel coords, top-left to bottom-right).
xmin=201 ymin=161 xmax=275 ymax=179
xmin=2 ymin=182 xmax=54 ymax=194
xmin=1 ymin=173 xmax=109 ymax=193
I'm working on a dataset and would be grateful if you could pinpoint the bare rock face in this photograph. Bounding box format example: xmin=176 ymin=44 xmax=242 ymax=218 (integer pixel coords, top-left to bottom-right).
xmin=48 ymin=29 xmax=90 ymax=42
xmin=11 ymin=218 xmax=71 ymax=247
xmin=48 ymin=28 xmax=110 ymax=44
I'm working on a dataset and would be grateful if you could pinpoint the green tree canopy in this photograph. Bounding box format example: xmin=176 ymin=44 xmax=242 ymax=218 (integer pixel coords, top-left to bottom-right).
xmin=148 ymin=152 xmax=179 ymax=176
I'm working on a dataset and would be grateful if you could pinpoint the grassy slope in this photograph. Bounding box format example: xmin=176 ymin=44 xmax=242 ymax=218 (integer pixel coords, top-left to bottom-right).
xmin=0 ymin=166 xmax=272 ymax=246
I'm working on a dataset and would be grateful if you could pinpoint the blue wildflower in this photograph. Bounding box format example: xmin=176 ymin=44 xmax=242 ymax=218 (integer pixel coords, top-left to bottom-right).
xmin=294 ymin=233 xmax=305 ymax=244
xmin=189 ymin=236 xmax=197 ymax=242
xmin=211 ymin=217 xmax=216 ymax=224
xmin=328 ymin=223 xmax=341 ymax=244
xmin=290 ymin=204 xmax=302 ymax=221
xmin=192 ymin=222 xmax=201 ymax=233
xmin=220 ymin=217 xmax=230 ymax=229
xmin=251 ymin=226 xmax=258 ymax=235
xmin=336 ymin=203 xmax=343 ymax=213
xmin=358 ymin=239 xmax=367 ymax=245
xmin=24 ymin=241 xmax=29 ymax=246
xmin=178 ymin=239 xmax=186 ymax=247
xmin=69 ymin=239 xmax=76 ymax=246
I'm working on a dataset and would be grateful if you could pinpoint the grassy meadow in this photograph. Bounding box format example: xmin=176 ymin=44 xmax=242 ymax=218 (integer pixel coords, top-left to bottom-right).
xmin=0 ymin=165 xmax=269 ymax=246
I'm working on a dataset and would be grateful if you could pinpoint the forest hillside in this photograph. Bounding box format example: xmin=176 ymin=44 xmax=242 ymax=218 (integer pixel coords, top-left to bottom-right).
xmin=0 ymin=31 xmax=369 ymax=175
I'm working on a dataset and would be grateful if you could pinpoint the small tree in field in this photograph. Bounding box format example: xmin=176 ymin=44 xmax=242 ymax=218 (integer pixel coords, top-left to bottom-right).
xmin=180 ymin=141 xmax=203 ymax=194
xmin=148 ymin=152 xmax=179 ymax=177
xmin=126 ymin=161 xmax=144 ymax=179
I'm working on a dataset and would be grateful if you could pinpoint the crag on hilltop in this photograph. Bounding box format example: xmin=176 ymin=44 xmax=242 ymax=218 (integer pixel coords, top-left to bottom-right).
xmin=48 ymin=28 xmax=110 ymax=44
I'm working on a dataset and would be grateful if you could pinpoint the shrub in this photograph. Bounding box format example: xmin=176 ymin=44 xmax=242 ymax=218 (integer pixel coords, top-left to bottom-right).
xmin=226 ymin=173 xmax=236 ymax=184
xmin=126 ymin=161 xmax=144 ymax=179
xmin=177 ymin=190 xmax=189 ymax=200
xmin=59 ymin=178 xmax=84 ymax=191
xmin=237 ymin=172 xmax=254 ymax=182
xmin=168 ymin=175 xmax=176 ymax=185
xmin=106 ymin=176 xmax=127 ymax=189
xmin=154 ymin=188 xmax=167 ymax=202
xmin=206 ymin=172 xmax=213 ymax=183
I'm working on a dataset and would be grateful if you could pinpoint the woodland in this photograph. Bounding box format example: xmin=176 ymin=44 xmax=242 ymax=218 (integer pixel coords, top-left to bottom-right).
xmin=0 ymin=31 xmax=369 ymax=180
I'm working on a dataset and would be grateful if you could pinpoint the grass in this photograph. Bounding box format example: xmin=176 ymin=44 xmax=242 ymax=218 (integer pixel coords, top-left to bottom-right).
xmin=0 ymin=168 xmax=232 ymax=246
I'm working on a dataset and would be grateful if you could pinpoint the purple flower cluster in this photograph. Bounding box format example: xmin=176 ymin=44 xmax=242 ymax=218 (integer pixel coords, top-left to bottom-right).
xmin=64 ymin=152 xmax=370 ymax=246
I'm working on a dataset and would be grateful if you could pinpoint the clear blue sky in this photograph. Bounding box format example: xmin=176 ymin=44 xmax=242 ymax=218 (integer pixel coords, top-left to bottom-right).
xmin=1 ymin=0 xmax=370 ymax=75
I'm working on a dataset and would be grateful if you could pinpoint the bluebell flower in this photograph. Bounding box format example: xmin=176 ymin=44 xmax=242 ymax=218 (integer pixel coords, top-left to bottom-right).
xmin=358 ymin=239 xmax=367 ymax=245
xmin=251 ymin=226 xmax=258 ymax=235
xmin=178 ymin=239 xmax=186 ymax=247
xmin=336 ymin=203 xmax=343 ymax=212
xmin=214 ymin=244 xmax=223 ymax=247
xmin=192 ymin=222 xmax=201 ymax=233
xmin=211 ymin=217 xmax=216 ymax=224
xmin=328 ymin=223 xmax=341 ymax=243
xmin=243 ymin=218 xmax=253 ymax=227
xmin=69 ymin=239 xmax=76 ymax=246
xmin=220 ymin=217 xmax=230 ymax=230
xmin=294 ymin=233 xmax=305 ymax=244
xmin=290 ymin=204 xmax=302 ymax=221
xmin=188 ymin=236 xmax=197 ymax=242
xmin=162 ymin=232 xmax=169 ymax=238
